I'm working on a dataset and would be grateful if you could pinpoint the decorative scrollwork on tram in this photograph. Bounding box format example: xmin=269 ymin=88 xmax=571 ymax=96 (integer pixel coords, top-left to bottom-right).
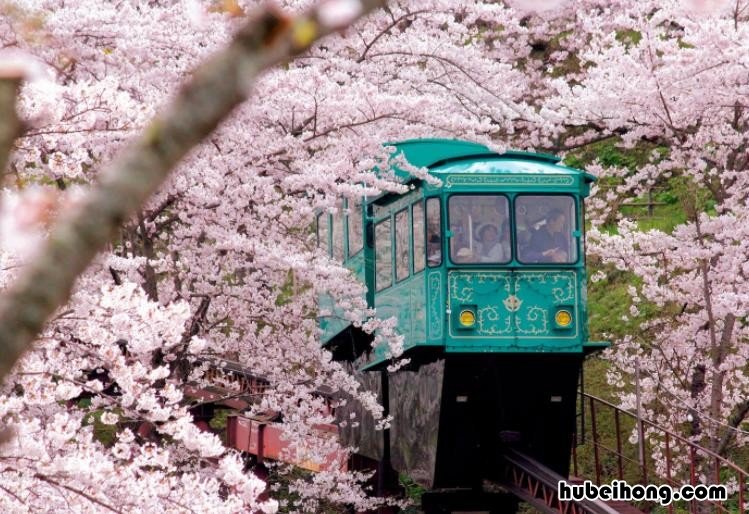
xmin=476 ymin=306 xmax=512 ymax=335
xmin=515 ymin=306 xmax=549 ymax=335
xmin=445 ymin=174 xmax=575 ymax=188
xmin=428 ymin=272 xmax=443 ymax=339
xmin=448 ymin=273 xmax=474 ymax=303
xmin=550 ymin=273 xmax=576 ymax=303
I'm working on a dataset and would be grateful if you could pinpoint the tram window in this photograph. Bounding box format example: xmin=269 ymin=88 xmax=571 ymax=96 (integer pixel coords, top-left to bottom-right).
xmin=317 ymin=213 xmax=330 ymax=255
xmin=413 ymin=201 xmax=425 ymax=273
xmin=448 ymin=195 xmax=510 ymax=264
xmin=332 ymin=202 xmax=344 ymax=262
xmin=348 ymin=199 xmax=363 ymax=257
xmin=375 ymin=219 xmax=393 ymax=291
xmin=426 ymin=198 xmax=442 ymax=267
xmin=515 ymin=195 xmax=577 ymax=264
xmin=395 ymin=209 xmax=410 ymax=282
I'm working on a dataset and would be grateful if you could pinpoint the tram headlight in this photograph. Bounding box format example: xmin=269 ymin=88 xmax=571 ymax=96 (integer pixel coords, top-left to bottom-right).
xmin=459 ymin=309 xmax=476 ymax=327
xmin=554 ymin=309 xmax=573 ymax=328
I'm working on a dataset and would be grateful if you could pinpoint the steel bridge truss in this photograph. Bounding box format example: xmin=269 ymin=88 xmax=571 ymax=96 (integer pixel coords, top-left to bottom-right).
xmin=499 ymin=450 xmax=621 ymax=514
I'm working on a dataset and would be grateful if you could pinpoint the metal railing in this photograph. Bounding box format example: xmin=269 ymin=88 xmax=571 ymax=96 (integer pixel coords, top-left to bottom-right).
xmin=573 ymin=393 xmax=748 ymax=513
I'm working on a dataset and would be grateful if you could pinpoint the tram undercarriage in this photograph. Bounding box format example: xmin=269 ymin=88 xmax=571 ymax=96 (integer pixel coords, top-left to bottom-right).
xmin=338 ymin=354 xmax=585 ymax=512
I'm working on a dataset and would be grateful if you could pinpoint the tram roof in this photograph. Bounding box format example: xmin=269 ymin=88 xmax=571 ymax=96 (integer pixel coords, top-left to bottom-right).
xmin=388 ymin=138 xmax=560 ymax=168
xmin=381 ymin=138 xmax=593 ymax=182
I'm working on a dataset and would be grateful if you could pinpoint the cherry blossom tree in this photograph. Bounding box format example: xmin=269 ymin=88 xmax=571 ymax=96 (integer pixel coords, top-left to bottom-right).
xmin=4 ymin=0 xmax=748 ymax=510
xmin=0 ymin=0 xmax=392 ymax=511
xmin=0 ymin=0 xmax=547 ymax=511
xmin=540 ymin=0 xmax=749 ymax=471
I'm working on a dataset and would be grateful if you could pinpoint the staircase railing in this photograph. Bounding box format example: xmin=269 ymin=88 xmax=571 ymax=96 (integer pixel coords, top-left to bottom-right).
xmin=573 ymin=393 xmax=748 ymax=513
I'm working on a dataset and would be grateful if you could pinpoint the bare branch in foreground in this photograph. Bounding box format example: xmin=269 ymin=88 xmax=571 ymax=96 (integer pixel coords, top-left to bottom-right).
xmin=0 ymin=72 xmax=23 ymax=185
xmin=0 ymin=0 xmax=386 ymax=383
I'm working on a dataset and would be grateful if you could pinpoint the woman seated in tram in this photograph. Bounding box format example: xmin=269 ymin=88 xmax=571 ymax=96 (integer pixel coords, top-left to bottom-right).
xmin=476 ymin=221 xmax=509 ymax=263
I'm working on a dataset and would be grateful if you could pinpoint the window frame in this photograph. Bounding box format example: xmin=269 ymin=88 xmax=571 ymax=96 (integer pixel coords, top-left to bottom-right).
xmin=374 ymin=217 xmax=393 ymax=292
xmin=347 ymin=198 xmax=364 ymax=258
xmin=412 ymin=200 xmax=426 ymax=274
xmin=332 ymin=201 xmax=344 ymax=263
xmin=316 ymin=212 xmax=331 ymax=257
xmin=426 ymin=197 xmax=442 ymax=268
xmin=446 ymin=193 xmax=512 ymax=266
xmin=394 ymin=208 xmax=411 ymax=283
xmin=513 ymin=193 xmax=580 ymax=266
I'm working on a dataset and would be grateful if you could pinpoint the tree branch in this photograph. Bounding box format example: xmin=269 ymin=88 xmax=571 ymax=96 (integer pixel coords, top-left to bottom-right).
xmin=0 ymin=0 xmax=386 ymax=384
xmin=715 ymin=398 xmax=749 ymax=456
xmin=33 ymin=473 xmax=123 ymax=514
xmin=357 ymin=9 xmax=426 ymax=62
xmin=0 ymin=71 xmax=23 ymax=185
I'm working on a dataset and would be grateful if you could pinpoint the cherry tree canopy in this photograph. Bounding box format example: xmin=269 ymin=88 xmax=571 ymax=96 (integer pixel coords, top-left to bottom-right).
xmin=547 ymin=0 xmax=749 ymax=462
xmin=2 ymin=0 xmax=748 ymax=510
xmin=0 ymin=0 xmax=539 ymax=511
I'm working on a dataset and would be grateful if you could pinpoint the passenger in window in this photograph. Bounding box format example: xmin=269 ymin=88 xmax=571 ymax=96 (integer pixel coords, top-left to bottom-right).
xmin=525 ymin=209 xmax=569 ymax=263
xmin=453 ymin=246 xmax=476 ymax=263
xmin=516 ymin=220 xmax=532 ymax=250
xmin=427 ymin=226 xmax=441 ymax=265
xmin=477 ymin=224 xmax=504 ymax=262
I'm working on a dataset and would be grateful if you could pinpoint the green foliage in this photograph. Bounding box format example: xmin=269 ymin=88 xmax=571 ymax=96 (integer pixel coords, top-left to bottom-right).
xmin=399 ymin=473 xmax=425 ymax=513
xmin=209 ymin=408 xmax=238 ymax=444
xmin=677 ymin=38 xmax=695 ymax=49
xmin=583 ymin=357 xmax=616 ymax=402
xmin=209 ymin=407 xmax=236 ymax=430
xmin=654 ymin=189 xmax=678 ymax=205
xmin=81 ymin=407 xmax=119 ymax=447
xmin=266 ymin=466 xmax=306 ymax=513
xmin=518 ymin=29 xmax=582 ymax=76
xmin=587 ymin=266 xmax=661 ymax=342
xmin=566 ymin=138 xmax=665 ymax=171
xmin=275 ymin=269 xmax=296 ymax=307
xmin=631 ymin=200 xmax=687 ymax=233
xmin=615 ymin=29 xmax=642 ymax=46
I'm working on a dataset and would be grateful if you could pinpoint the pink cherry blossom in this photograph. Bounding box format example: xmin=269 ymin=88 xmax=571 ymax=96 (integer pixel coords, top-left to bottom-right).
xmin=2 ymin=0 xmax=748 ymax=509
